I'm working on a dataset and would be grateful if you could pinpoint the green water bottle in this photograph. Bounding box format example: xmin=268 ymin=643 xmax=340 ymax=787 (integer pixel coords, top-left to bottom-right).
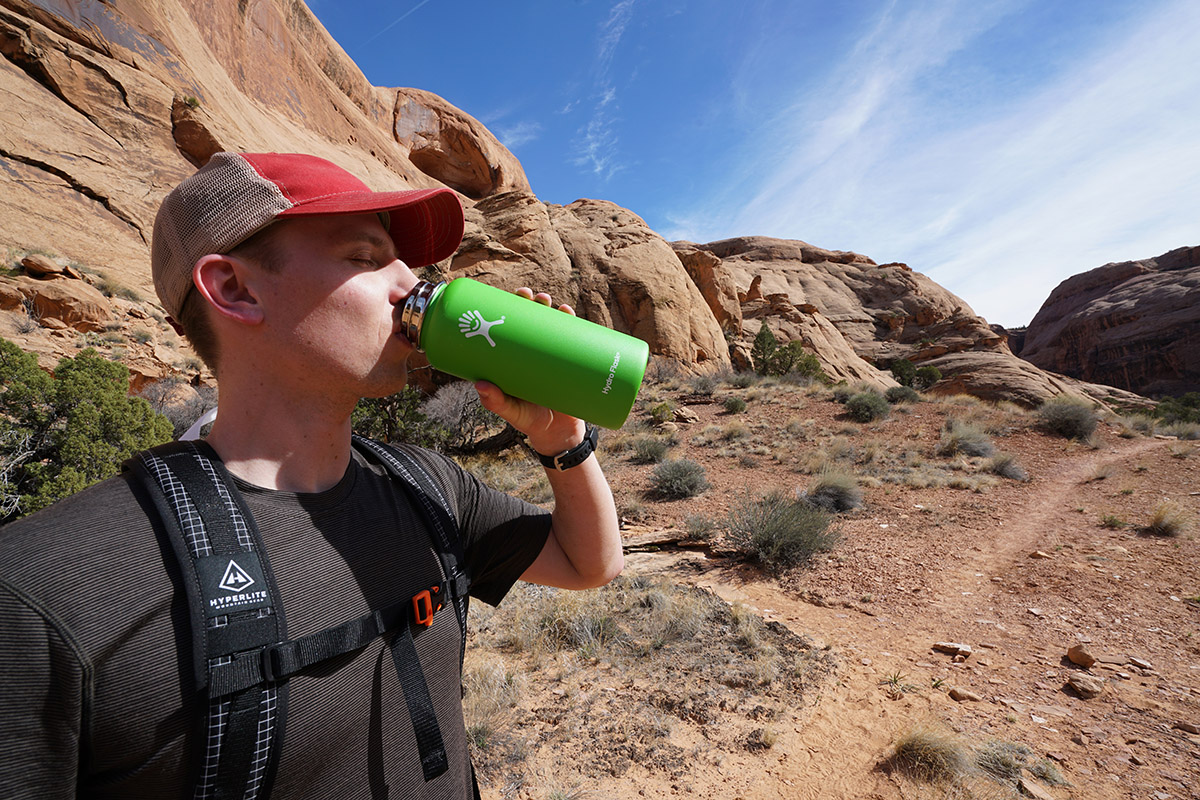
xmin=400 ymin=278 xmax=650 ymax=429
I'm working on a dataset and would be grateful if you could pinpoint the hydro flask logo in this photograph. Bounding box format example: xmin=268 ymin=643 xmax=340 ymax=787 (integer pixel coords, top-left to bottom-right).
xmin=458 ymin=310 xmax=506 ymax=347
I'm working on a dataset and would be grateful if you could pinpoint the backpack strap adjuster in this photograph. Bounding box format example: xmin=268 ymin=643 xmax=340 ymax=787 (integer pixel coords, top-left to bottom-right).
xmin=261 ymin=642 xmax=287 ymax=683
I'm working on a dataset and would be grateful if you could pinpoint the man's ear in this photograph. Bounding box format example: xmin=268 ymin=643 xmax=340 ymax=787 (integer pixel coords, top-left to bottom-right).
xmin=193 ymin=254 xmax=265 ymax=325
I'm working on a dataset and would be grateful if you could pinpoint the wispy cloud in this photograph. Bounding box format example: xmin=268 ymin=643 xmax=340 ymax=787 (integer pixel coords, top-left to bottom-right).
xmin=573 ymin=0 xmax=636 ymax=179
xmin=493 ymin=121 xmax=543 ymax=151
xmin=690 ymin=0 xmax=1200 ymax=325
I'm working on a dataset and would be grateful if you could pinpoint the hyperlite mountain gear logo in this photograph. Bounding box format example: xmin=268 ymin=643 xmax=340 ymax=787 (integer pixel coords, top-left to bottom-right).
xmin=458 ymin=310 xmax=505 ymax=347
xmin=197 ymin=552 xmax=271 ymax=618
xmin=219 ymin=559 xmax=256 ymax=592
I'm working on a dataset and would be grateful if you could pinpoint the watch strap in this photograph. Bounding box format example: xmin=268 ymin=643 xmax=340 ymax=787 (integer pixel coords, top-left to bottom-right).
xmin=537 ymin=424 xmax=599 ymax=471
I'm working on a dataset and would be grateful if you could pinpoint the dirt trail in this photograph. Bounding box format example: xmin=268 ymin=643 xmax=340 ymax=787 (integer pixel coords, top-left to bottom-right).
xmin=625 ymin=434 xmax=1186 ymax=800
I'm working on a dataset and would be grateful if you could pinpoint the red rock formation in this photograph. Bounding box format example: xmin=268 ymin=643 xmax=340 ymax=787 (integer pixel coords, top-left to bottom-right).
xmin=1019 ymin=246 xmax=1200 ymax=396
xmin=0 ymin=0 xmax=1169 ymax=411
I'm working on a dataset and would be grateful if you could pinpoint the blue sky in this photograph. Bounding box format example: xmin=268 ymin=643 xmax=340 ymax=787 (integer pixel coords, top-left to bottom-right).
xmin=309 ymin=0 xmax=1199 ymax=327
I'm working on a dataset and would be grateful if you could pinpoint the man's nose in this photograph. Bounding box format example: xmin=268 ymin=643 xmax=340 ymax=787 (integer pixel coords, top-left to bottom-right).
xmin=389 ymin=260 xmax=419 ymax=303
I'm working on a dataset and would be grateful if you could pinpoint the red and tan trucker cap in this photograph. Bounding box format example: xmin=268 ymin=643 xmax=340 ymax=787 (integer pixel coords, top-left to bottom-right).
xmin=151 ymin=152 xmax=464 ymax=320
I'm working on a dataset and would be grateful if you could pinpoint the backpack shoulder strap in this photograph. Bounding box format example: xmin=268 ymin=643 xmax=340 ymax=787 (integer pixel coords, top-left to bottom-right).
xmin=350 ymin=435 xmax=471 ymax=665
xmin=126 ymin=441 xmax=288 ymax=800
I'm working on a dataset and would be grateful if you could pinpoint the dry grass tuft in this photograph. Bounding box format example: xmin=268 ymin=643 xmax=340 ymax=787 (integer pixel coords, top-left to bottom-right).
xmin=1143 ymin=501 xmax=1191 ymax=537
xmin=889 ymin=724 xmax=974 ymax=782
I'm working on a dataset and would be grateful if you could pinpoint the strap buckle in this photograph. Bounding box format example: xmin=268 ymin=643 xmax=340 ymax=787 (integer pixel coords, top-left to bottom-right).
xmin=261 ymin=642 xmax=286 ymax=683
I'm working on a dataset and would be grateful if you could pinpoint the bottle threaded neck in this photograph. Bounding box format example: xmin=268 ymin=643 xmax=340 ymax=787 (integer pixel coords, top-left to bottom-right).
xmin=399 ymin=280 xmax=443 ymax=350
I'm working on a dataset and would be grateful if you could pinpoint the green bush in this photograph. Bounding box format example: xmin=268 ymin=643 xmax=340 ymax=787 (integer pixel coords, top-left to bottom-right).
xmin=885 ymin=385 xmax=921 ymax=404
xmin=1037 ymin=396 xmax=1098 ymax=440
xmin=750 ymin=322 xmax=778 ymax=376
xmin=352 ymin=385 xmax=450 ymax=449
xmin=845 ymin=391 xmax=890 ymax=422
xmin=1 ymin=339 xmax=174 ymax=522
xmin=648 ymin=400 xmax=676 ymax=424
xmin=726 ymin=490 xmax=838 ymax=571
xmin=912 ymin=365 xmax=942 ymax=390
xmin=1155 ymin=392 xmax=1200 ymax=424
xmin=887 ymin=358 xmax=917 ymax=387
xmin=723 ymin=396 xmax=748 ymax=414
xmin=804 ymin=472 xmax=863 ymax=512
xmin=770 ymin=341 xmax=825 ymax=381
xmin=648 ymin=459 xmax=709 ymax=499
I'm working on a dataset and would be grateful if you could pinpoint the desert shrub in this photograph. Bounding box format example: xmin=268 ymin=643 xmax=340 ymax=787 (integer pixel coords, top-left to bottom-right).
xmin=643 ymin=356 xmax=682 ymax=385
xmin=725 ymin=490 xmax=838 ymax=570
xmin=629 ymin=435 xmax=671 ymax=464
xmin=804 ymin=472 xmax=863 ymax=512
xmin=1160 ymin=421 xmax=1200 ymax=440
xmin=912 ymin=365 xmax=942 ymax=390
xmin=682 ymin=514 xmax=719 ymax=541
xmin=887 ymin=358 xmax=917 ymax=387
xmin=649 ymin=459 xmax=709 ymax=499
xmin=1143 ymin=502 xmax=1190 ymax=537
xmin=419 ymin=381 xmax=507 ymax=452
xmin=725 ymin=371 xmax=759 ymax=389
xmin=845 ymin=390 xmax=890 ymax=422
xmin=648 ymin=400 xmax=676 ymax=424
xmin=1036 ymin=396 xmax=1098 ymax=441
xmin=1155 ymin=391 xmax=1200 ymax=424
xmin=986 ymin=453 xmax=1028 ymax=481
xmin=723 ymin=396 xmax=747 ymax=414
xmin=138 ymin=376 xmax=219 ymax=439
xmin=687 ymin=374 xmax=719 ymax=396
xmin=352 ymin=385 xmax=451 ymax=449
xmin=1 ymin=339 xmax=174 ymax=522
xmin=937 ymin=419 xmax=996 ymax=457
xmin=885 ymin=385 xmax=921 ymax=404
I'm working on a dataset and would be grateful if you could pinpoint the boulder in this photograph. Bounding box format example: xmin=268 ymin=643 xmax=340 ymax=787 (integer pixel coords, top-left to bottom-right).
xmin=1066 ymin=672 xmax=1105 ymax=699
xmin=6 ymin=275 xmax=109 ymax=331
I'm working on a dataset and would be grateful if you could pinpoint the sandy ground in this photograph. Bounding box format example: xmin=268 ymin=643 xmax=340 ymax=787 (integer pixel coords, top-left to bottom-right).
xmin=475 ymin=384 xmax=1200 ymax=800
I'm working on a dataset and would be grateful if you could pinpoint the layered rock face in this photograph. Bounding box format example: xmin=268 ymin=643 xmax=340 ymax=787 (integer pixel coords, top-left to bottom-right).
xmin=1019 ymin=246 xmax=1200 ymax=397
xmin=671 ymin=237 xmax=1146 ymax=408
xmin=0 ymin=0 xmax=1167 ymax=411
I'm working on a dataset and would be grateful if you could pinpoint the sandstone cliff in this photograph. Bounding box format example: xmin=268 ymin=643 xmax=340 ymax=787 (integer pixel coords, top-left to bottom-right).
xmin=0 ymin=0 xmax=1160 ymax=412
xmin=1018 ymin=245 xmax=1200 ymax=397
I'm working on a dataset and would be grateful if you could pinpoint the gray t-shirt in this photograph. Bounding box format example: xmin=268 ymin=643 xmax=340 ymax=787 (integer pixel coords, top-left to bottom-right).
xmin=0 ymin=442 xmax=551 ymax=799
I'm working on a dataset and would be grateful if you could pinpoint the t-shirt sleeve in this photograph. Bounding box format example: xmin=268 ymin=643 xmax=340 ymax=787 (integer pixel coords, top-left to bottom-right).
xmin=0 ymin=582 xmax=87 ymax=800
xmin=399 ymin=447 xmax=552 ymax=607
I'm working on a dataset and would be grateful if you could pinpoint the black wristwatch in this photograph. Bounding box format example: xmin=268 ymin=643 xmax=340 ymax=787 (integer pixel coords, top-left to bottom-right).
xmin=536 ymin=424 xmax=599 ymax=471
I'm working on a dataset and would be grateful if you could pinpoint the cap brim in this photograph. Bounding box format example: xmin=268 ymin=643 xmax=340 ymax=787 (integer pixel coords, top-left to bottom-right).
xmin=277 ymin=187 xmax=464 ymax=268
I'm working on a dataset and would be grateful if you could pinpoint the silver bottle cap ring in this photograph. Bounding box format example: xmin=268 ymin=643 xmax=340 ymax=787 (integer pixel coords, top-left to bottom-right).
xmin=399 ymin=281 xmax=442 ymax=351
